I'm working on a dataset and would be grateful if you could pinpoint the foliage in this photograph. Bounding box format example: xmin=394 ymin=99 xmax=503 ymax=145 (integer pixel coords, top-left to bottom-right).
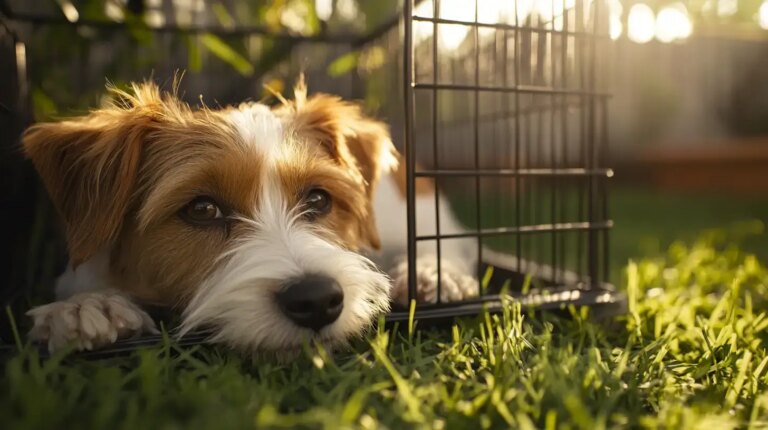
xmin=1 ymin=233 xmax=767 ymax=429
xmin=20 ymin=0 xmax=325 ymax=119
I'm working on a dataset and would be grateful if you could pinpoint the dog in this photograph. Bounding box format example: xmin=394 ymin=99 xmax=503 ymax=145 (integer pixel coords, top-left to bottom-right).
xmin=22 ymin=79 xmax=478 ymax=354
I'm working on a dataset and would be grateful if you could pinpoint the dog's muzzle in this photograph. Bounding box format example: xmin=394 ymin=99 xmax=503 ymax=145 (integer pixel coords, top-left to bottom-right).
xmin=276 ymin=274 xmax=344 ymax=332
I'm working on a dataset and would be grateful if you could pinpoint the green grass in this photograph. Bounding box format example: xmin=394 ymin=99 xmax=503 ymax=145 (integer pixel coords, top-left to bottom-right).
xmin=1 ymin=231 xmax=767 ymax=429
xmin=448 ymin=185 xmax=768 ymax=282
xmin=611 ymin=187 xmax=768 ymax=276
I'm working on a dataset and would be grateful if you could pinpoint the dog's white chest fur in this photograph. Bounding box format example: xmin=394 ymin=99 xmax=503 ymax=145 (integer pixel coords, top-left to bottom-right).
xmin=371 ymin=173 xmax=478 ymax=305
xmin=55 ymin=250 xmax=111 ymax=299
xmin=372 ymin=173 xmax=475 ymax=272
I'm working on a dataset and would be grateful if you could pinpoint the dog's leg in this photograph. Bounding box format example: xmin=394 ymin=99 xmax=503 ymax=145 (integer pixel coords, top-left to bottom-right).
xmin=389 ymin=256 xmax=479 ymax=306
xmin=28 ymin=251 xmax=158 ymax=352
xmin=27 ymin=291 xmax=158 ymax=352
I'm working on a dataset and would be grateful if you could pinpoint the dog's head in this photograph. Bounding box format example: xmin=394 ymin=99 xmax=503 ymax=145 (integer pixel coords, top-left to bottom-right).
xmin=23 ymin=80 xmax=398 ymax=353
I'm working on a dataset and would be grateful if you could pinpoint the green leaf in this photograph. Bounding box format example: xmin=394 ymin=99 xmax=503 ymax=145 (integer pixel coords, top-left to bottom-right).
xmin=123 ymin=13 xmax=154 ymax=46
xmin=212 ymin=1 xmax=236 ymax=29
xmin=327 ymin=51 xmax=360 ymax=77
xmin=31 ymin=87 xmax=58 ymax=120
xmin=186 ymin=35 xmax=202 ymax=73
xmin=200 ymin=33 xmax=254 ymax=76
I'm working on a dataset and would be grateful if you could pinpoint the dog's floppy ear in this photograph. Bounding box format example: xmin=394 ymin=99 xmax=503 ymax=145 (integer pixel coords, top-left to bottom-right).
xmin=23 ymin=83 xmax=167 ymax=266
xmin=276 ymin=77 xmax=399 ymax=249
xmin=339 ymin=111 xmax=399 ymax=250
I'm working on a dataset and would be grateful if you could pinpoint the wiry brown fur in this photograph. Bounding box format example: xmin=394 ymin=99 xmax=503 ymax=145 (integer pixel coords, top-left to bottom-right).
xmin=23 ymin=85 xmax=161 ymax=267
xmin=274 ymin=77 xmax=398 ymax=250
xmin=276 ymin=144 xmax=373 ymax=251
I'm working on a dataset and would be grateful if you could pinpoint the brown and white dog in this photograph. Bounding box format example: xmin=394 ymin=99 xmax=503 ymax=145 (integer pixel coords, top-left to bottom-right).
xmin=22 ymin=79 xmax=477 ymax=354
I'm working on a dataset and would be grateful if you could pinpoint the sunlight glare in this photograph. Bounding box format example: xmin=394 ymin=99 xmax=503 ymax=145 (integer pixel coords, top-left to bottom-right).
xmin=609 ymin=0 xmax=623 ymax=40
xmin=315 ymin=0 xmax=333 ymax=21
xmin=610 ymin=15 xmax=623 ymax=40
xmin=717 ymin=0 xmax=738 ymax=17
xmin=655 ymin=4 xmax=693 ymax=42
xmin=438 ymin=0 xmax=470 ymax=51
xmin=627 ymin=3 xmax=655 ymax=44
xmin=336 ymin=0 xmax=358 ymax=21
xmin=60 ymin=0 xmax=79 ymax=23
xmin=413 ymin=0 xmax=543 ymax=51
xmin=144 ymin=10 xmax=165 ymax=28
xmin=105 ymin=0 xmax=125 ymax=22
xmin=411 ymin=0 xmax=469 ymax=52
xmin=760 ymin=0 xmax=768 ymax=30
xmin=535 ymin=0 xmax=576 ymax=23
xmin=515 ymin=0 xmax=534 ymax=23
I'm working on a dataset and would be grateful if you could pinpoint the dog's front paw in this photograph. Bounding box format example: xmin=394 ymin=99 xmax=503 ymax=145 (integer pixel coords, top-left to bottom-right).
xmin=390 ymin=257 xmax=479 ymax=307
xmin=26 ymin=292 xmax=158 ymax=352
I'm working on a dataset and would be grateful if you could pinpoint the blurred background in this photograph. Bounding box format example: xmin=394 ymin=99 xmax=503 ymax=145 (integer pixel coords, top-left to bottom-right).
xmin=1 ymin=0 xmax=767 ymax=312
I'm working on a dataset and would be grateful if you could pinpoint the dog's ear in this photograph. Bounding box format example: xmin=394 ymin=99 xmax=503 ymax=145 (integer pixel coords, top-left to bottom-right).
xmin=339 ymin=113 xmax=399 ymax=250
xmin=276 ymin=77 xmax=399 ymax=249
xmin=23 ymin=83 xmax=167 ymax=266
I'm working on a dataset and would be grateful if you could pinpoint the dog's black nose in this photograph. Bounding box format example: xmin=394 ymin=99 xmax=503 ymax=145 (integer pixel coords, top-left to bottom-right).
xmin=276 ymin=275 xmax=344 ymax=331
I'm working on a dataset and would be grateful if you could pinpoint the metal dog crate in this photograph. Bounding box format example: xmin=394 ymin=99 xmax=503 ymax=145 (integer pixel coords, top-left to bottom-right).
xmin=0 ymin=0 xmax=624 ymax=355
xmin=391 ymin=0 xmax=621 ymax=321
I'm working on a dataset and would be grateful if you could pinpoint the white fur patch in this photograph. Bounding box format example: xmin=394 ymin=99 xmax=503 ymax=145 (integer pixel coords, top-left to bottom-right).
xmin=179 ymin=173 xmax=391 ymax=352
xmin=372 ymin=173 xmax=476 ymax=273
xmin=371 ymin=172 xmax=480 ymax=304
xmin=228 ymin=103 xmax=283 ymax=155
xmin=55 ymin=249 xmax=111 ymax=299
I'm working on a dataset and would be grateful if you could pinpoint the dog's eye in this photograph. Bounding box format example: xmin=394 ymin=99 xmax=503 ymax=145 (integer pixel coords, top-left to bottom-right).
xmin=303 ymin=189 xmax=332 ymax=218
xmin=181 ymin=197 xmax=225 ymax=225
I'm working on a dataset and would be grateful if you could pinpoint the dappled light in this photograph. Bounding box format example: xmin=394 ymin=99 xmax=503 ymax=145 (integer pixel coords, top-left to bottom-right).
xmin=627 ymin=3 xmax=655 ymax=43
xmin=717 ymin=0 xmax=739 ymax=17
xmin=761 ymin=0 xmax=768 ymax=29
xmin=655 ymin=3 xmax=692 ymax=43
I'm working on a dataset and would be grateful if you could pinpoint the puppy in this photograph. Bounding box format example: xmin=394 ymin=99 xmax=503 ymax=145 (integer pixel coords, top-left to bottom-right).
xmin=23 ymin=80 xmax=477 ymax=354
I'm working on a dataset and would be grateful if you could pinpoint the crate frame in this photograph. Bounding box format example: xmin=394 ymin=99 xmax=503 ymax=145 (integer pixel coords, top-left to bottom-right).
xmin=392 ymin=0 xmax=620 ymax=322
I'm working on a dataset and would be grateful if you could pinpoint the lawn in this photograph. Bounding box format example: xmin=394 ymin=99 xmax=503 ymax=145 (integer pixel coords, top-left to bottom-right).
xmin=1 ymin=228 xmax=767 ymax=429
xmin=610 ymin=187 xmax=768 ymax=279
xmin=1 ymin=187 xmax=767 ymax=429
